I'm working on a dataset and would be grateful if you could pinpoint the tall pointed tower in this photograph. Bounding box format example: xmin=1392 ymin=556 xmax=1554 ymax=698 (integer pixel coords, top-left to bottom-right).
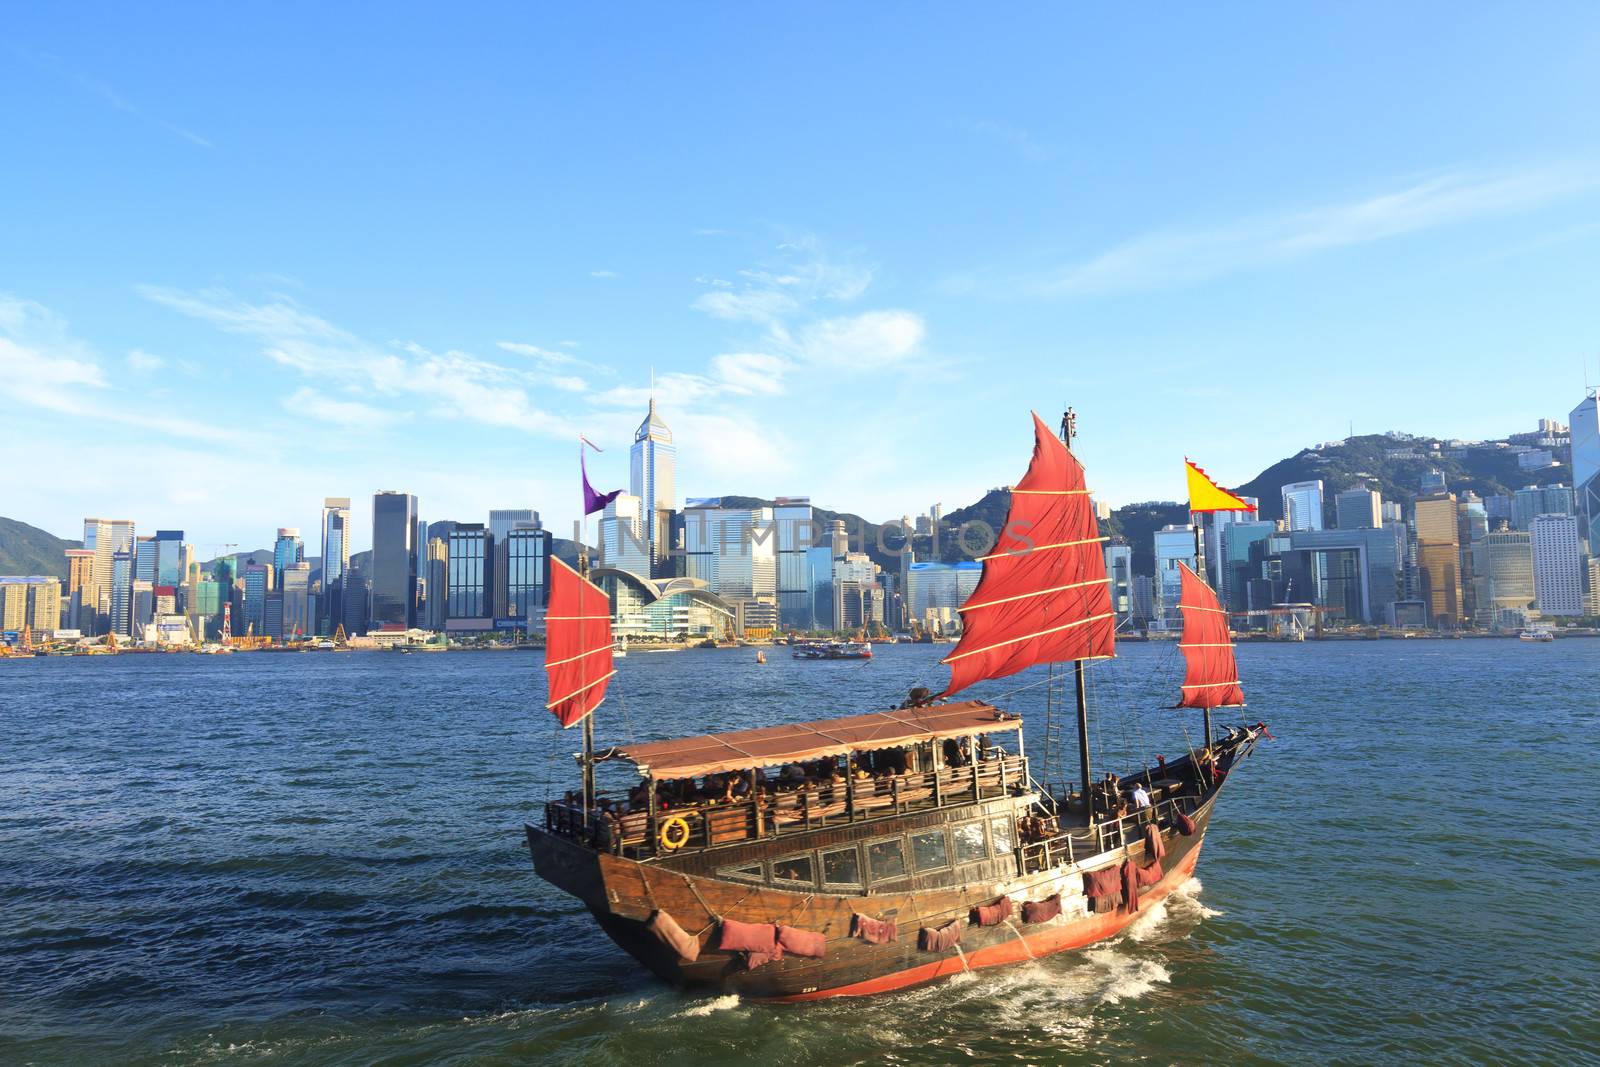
xmin=630 ymin=397 xmax=677 ymax=577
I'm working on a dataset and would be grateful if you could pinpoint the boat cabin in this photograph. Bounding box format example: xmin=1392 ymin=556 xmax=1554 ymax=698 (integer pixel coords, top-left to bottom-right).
xmin=543 ymin=700 xmax=1036 ymax=861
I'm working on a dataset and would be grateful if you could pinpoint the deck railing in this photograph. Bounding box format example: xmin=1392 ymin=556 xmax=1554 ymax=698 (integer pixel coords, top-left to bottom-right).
xmin=1018 ymin=793 xmax=1196 ymax=873
xmin=542 ymin=752 xmax=1032 ymax=857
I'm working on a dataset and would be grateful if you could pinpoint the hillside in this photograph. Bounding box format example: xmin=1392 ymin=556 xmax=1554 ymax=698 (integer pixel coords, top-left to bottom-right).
xmin=0 ymin=518 xmax=80 ymax=578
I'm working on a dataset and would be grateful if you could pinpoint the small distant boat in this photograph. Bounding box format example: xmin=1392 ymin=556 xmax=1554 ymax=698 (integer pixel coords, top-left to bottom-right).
xmin=1519 ymin=627 xmax=1555 ymax=643
xmin=755 ymin=650 xmax=766 ymax=664
xmin=792 ymin=640 xmax=873 ymax=660
xmin=614 ymin=635 xmax=628 ymax=658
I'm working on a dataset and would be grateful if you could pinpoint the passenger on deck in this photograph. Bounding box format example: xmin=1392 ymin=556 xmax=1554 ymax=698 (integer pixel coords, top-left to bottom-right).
xmin=1130 ymin=782 xmax=1151 ymax=815
xmin=943 ymin=737 xmax=969 ymax=768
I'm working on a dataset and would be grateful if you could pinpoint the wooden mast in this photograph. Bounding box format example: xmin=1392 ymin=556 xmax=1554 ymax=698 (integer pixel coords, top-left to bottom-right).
xmin=1191 ymin=516 xmax=1211 ymax=746
xmin=1060 ymin=407 xmax=1094 ymax=832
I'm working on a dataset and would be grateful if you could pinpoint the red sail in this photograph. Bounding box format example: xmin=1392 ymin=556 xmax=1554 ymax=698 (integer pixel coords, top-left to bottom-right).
xmin=941 ymin=412 xmax=1115 ymax=698
xmin=1176 ymin=562 xmax=1244 ymax=708
xmin=544 ymin=557 xmax=616 ymax=728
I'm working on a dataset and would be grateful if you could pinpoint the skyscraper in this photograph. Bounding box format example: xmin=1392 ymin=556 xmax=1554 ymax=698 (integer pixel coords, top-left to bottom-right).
xmin=1471 ymin=530 xmax=1534 ymax=627
xmin=1202 ymin=497 xmax=1258 ymax=588
xmin=1335 ymin=488 xmax=1382 ymax=530
xmin=1530 ymin=513 xmax=1583 ymax=616
xmin=155 ymin=530 xmax=185 ymax=587
xmin=64 ymin=548 xmax=94 ymax=631
xmin=446 ymin=523 xmax=492 ymax=622
xmin=424 ymin=538 xmax=447 ymax=631
xmin=109 ymin=548 xmax=134 ymax=636
xmin=1512 ymin=485 xmax=1574 ymax=531
xmin=319 ymin=498 xmax=352 ymax=635
xmin=1104 ymin=543 xmax=1134 ymax=621
xmin=1572 ymin=388 xmax=1600 ymax=553
xmin=243 ymin=563 xmax=272 ymax=634
xmin=134 ymin=536 xmax=158 ymax=583
xmin=274 ymin=528 xmax=305 ymax=575
xmin=683 ymin=503 xmax=778 ymax=604
xmin=630 ymin=398 xmax=677 ymax=577
xmin=83 ymin=518 xmax=135 ymax=634
xmin=370 ymin=491 xmax=418 ymax=629
xmin=1153 ymin=524 xmax=1198 ymax=627
xmin=282 ymin=562 xmax=313 ymax=639
xmin=489 ymin=509 xmax=538 ymax=542
xmin=1280 ymin=481 xmax=1325 ymax=531
xmin=774 ymin=497 xmax=819 ymax=630
xmin=599 ymin=493 xmax=650 ymax=578
xmin=503 ymin=524 xmax=552 ymax=625
xmin=1414 ymin=493 xmax=1462 ymax=628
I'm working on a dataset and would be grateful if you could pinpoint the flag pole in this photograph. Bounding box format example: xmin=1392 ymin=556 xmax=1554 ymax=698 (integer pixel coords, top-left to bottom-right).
xmin=577 ymin=437 xmax=596 ymax=816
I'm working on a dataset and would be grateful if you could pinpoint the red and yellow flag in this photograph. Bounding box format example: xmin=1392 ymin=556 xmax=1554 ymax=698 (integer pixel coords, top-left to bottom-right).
xmin=1185 ymin=459 xmax=1255 ymax=513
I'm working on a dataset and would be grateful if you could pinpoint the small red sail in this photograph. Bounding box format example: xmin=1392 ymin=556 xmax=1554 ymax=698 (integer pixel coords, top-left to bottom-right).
xmin=940 ymin=412 xmax=1115 ymax=698
xmin=1176 ymin=561 xmax=1244 ymax=708
xmin=544 ymin=557 xmax=616 ymax=728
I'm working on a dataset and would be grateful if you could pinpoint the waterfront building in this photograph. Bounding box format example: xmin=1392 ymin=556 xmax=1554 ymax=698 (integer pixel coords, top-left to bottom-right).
xmin=273 ymin=528 xmax=304 ymax=575
xmin=188 ymin=579 xmax=222 ymax=638
xmin=131 ymin=581 xmax=155 ymax=636
xmin=599 ymin=493 xmax=650 ymax=578
xmin=630 ymin=398 xmax=677 ymax=577
xmin=446 ymin=523 xmax=493 ymax=622
xmin=83 ymin=518 xmax=135 ymax=633
xmin=243 ymin=563 xmax=272 ymax=635
xmin=1280 ymin=481 xmax=1324 ymax=532
xmin=1202 ymin=497 xmax=1258 ymax=588
xmin=1512 ymin=484 xmax=1575 ymax=531
xmin=370 ymin=491 xmax=418 ymax=629
xmin=155 ymin=530 xmax=185 ymax=587
xmin=1219 ymin=520 xmax=1276 ymax=613
xmin=0 ymin=579 xmax=27 ymax=630
xmin=424 ymin=538 xmax=448 ymax=631
xmin=319 ymin=497 xmax=352 ymax=636
xmin=1471 ymin=530 xmax=1535 ymax=628
xmin=65 ymin=548 xmax=94 ymax=630
xmin=683 ymin=502 xmax=778 ymax=603
xmin=1104 ymin=543 xmax=1133 ymax=621
xmin=1279 ymin=527 xmax=1403 ymax=624
xmin=1588 ymin=558 xmax=1600 ymax=617
xmin=341 ymin=565 xmax=370 ymax=637
xmin=1415 ymin=493 xmax=1463 ymax=628
xmin=108 ymin=549 xmax=134 ymax=636
xmin=1530 ymin=513 xmax=1583 ymax=616
xmin=134 ymin=536 xmax=158 ymax=583
xmin=1572 ymin=389 xmax=1600 ymax=553
xmin=264 ymin=591 xmax=285 ymax=641
xmin=282 ymin=563 xmax=312 ymax=639
xmin=1335 ymin=488 xmax=1382 ymax=530
xmin=775 ymin=497 xmax=829 ymax=630
xmin=591 ymin=569 xmax=736 ymax=637
xmin=1132 ymin=574 xmax=1154 ymax=622
xmin=1153 ymin=524 xmax=1198 ymax=628
xmin=502 ymin=525 xmax=552 ymax=626
xmin=906 ymin=561 xmax=982 ymax=621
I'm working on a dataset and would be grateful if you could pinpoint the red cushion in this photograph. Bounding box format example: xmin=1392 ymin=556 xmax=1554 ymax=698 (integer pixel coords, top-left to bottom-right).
xmin=718 ymin=918 xmax=776 ymax=954
xmin=776 ymin=924 xmax=826 ymax=959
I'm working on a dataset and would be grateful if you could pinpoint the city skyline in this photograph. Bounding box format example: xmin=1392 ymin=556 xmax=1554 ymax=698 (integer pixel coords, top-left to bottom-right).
xmin=5 ymin=7 xmax=1600 ymax=547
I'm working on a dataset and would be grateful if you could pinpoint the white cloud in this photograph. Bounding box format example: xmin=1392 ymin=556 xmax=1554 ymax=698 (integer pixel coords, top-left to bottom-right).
xmin=284 ymin=386 xmax=408 ymax=430
xmin=142 ymin=286 xmax=576 ymax=437
xmin=710 ymin=352 xmax=786 ymax=395
xmin=496 ymin=340 xmax=581 ymax=367
xmin=126 ymin=348 xmax=166 ymax=373
xmin=1043 ymin=166 xmax=1597 ymax=296
xmin=589 ymin=269 xmax=620 ymax=280
xmin=0 ymin=294 xmax=240 ymax=444
xmin=791 ymin=310 xmax=924 ymax=367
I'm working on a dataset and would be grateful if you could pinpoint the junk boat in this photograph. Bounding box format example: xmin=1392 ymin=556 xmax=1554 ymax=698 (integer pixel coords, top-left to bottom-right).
xmin=792 ymin=640 xmax=873 ymax=661
xmin=527 ymin=411 xmax=1270 ymax=1000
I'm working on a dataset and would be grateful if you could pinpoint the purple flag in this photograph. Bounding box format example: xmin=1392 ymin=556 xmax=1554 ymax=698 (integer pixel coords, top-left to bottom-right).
xmin=582 ymin=451 xmax=621 ymax=515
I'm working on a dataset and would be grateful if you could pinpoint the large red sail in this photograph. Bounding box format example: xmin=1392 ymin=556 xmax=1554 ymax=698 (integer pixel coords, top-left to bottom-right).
xmin=544 ymin=557 xmax=616 ymax=728
xmin=1176 ymin=561 xmax=1244 ymax=708
xmin=940 ymin=413 xmax=1116 ymax=698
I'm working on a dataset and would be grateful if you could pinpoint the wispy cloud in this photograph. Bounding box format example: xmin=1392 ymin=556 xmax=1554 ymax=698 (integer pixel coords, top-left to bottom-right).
xmin=1040 ymin=166 xmax=1598 ymax=296
xmin=126 ymin=348 xmax=165 ymax=373
xmin=0 ymin=294 xmax=239 ymax=443
xmin=284 ymin=386 xmax=409 ymax=430
xmin=140 ymin=286 xmax=577 ymax=437
xmin=589 ymin=269 xmax=620 ymax=280
xmin=28 ymin=50 xmax=215 ymax=148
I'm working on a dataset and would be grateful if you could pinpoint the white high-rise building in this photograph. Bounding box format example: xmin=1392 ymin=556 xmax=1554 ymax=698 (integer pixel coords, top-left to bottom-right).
xmin=599 ymin=493 xmax=650 ymax=578
xmin=1571 ymin=389 xmax=1600 ymax=553
xmin=1281 ymin=481 xmax=1325 ymax=532
xmin=630 ymin=398 xmax=677 ymax=577
xmin=683 ymin=503 xmax=777 ymax=600
xmin=1530 ymin=513 xmax=1583 ymax=616
xmin=82 ymin=517 xmax=135 ymax=633
xmin=1153 ymin=524 xmax=1198 ymax=628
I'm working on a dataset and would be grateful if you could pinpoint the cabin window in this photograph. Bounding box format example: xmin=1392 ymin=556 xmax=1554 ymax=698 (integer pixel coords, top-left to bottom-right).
xmin=911 ymin=830 xmax=949 ymax=872
xmin=866 ymin=838 xmax=907 ymax=882
xmin=719 ymin=862 xmax=765 ymax=884
xmin=952 ymin=821 xmax=988 ymax=864
xmin=991 ymin=817 xmax=1015 ymax=855
xmin=772 ymin=853 xmax=815 ymax=886
xmin=821 ymin=846 xmax=861 ymax=886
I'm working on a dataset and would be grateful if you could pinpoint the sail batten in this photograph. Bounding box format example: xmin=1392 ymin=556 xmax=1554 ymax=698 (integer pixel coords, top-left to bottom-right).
xmin=1175 ymin=561 xmax=1244 ymax=709
xmin=544 ymin=557 xmax=616 ymax=728
xmin=938 ymin=413 xmax=1116 ymax=699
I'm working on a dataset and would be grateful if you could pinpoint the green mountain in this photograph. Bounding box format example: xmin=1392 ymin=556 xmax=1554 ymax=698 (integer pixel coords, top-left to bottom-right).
xmin=0 ymin=518 xmax=80 ymax=578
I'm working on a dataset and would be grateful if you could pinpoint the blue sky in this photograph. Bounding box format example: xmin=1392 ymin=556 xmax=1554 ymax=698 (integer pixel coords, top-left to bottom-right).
xmin=4 ymin=5 xmax=1599 ymax=552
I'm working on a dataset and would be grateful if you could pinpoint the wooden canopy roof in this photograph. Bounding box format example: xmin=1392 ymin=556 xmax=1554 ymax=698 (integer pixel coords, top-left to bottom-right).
xmin=612 ymin=700 xmax=1022 ymax=780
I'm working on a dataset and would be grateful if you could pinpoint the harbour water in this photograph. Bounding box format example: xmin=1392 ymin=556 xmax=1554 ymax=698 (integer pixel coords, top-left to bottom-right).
xmin=4 ymin=641 xmax=1597 ymax=1065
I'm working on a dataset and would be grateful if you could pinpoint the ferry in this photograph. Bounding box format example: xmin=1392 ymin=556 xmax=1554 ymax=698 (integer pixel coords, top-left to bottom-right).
xmin=1519 ymin=627 xmax=1556 ymax=642
xmin=792 ymin=640 xmax=873 ymax=661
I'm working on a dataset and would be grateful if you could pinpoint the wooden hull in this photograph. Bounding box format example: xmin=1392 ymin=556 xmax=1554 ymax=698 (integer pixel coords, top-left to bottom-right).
xmin=528 ymin=788 xmax=1224 ymax=1001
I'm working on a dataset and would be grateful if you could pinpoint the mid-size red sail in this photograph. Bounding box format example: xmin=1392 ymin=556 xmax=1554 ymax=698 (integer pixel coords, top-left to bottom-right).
xmin=1175 ymin=561 xmax=1244 ymax=709
xmin=544 ymin=557 xmax=616 ymax=728
xmin=941 ymin=412 xmax=1116 ymax=698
